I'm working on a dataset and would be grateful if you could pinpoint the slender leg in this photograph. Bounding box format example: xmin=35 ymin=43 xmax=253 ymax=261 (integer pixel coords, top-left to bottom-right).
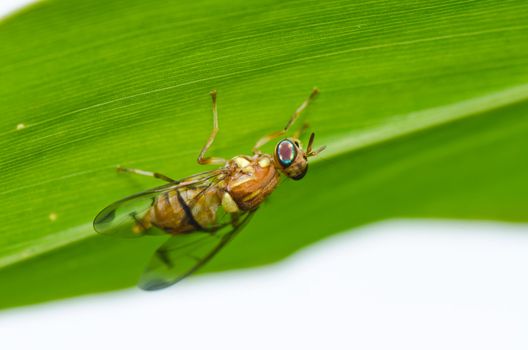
xmin=117 ymin=166 xmax=176 ymax=183
xmin=292 ymin=122 xmax=310 ymax=140
xmin=197 ymin=90 xmax=227 ymax=165
xmin=253 ymin=87 xmax=319 ymax=153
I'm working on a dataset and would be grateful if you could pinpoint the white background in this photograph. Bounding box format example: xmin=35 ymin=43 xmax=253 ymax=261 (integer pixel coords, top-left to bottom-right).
xmin=2 ymin=2 xmax=528 ymax=349
xmin=1 ymin=220 xmax=527 ymax=350
xmin=0 ymin=0 xmax=36 ymax=19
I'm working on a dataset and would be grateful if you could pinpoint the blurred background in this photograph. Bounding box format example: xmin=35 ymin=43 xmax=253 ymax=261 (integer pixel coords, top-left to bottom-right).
xmin=1 ymin=1 xmax=528 ymax=349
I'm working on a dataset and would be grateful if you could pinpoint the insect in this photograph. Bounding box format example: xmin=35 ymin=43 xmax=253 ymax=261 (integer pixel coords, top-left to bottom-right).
xmin=93 ymin=88 xmax=326 ymax=290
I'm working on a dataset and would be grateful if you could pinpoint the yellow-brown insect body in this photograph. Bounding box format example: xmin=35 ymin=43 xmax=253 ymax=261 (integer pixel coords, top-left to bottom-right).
xmin=143 ymin=186 xmax=223 ymax=234
xmin=143 ymin=154 xmax=279 ymax=235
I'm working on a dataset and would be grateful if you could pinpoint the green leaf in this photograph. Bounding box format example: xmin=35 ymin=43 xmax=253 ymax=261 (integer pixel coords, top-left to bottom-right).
xmin=1 ymin=0 xmax=527 ymax=309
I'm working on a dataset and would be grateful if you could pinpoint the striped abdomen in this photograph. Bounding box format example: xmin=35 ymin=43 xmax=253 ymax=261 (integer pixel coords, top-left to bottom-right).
xmin=145 ymin=187 xmax=222 ymax=234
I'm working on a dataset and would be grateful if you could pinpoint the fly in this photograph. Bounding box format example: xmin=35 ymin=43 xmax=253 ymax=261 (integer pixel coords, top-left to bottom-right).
xmin=93 ymin=88 xmax=326 ymax=290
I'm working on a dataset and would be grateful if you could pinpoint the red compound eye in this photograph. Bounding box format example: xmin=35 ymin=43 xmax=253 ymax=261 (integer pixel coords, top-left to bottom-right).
xmin=276 ymin=140 xmax=296 ymax=167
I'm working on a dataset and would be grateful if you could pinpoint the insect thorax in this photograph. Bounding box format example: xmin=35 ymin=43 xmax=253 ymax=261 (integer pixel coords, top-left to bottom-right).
xmin=226 ymin=155 xmax=280 ymax=211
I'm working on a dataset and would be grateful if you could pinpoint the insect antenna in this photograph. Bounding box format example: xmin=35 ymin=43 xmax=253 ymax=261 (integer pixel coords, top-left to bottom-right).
xmin=306 ymin=132 xmax=326 ymax=157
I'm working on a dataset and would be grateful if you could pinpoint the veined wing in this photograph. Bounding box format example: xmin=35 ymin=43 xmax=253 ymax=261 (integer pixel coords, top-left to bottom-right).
xmin=93 ymin=169 xmax=225 ymax=238
xmin=139 ymin=210 xmax=255 ymax=290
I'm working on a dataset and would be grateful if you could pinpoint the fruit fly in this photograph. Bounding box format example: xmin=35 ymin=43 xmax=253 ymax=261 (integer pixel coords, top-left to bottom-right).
xmin=93 ymin=88 xmax=326 ymax=290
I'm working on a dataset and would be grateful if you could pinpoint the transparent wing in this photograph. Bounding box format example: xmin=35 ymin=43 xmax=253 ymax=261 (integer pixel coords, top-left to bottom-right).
xmin=139 ymin=210 xmax=255 ymax=290
xmin=93 ymin=170 xmax=224 ymax=238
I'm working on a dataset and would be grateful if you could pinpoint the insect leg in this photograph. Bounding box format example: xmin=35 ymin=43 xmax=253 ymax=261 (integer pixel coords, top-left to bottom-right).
xmin=306 ymin=132 xmax=327 ymax=157
xmin=230 ymin=211 xmax=241 ymax=226
xmin=117 ymin=166 xmax=176 ymax=183
xmin=197 ymin=90 xmax=227 ymax=166
xmin=292 ymin=122 xmax=310 ymax=139
xmin=253 ymin=87 xmax=319 ymax=153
